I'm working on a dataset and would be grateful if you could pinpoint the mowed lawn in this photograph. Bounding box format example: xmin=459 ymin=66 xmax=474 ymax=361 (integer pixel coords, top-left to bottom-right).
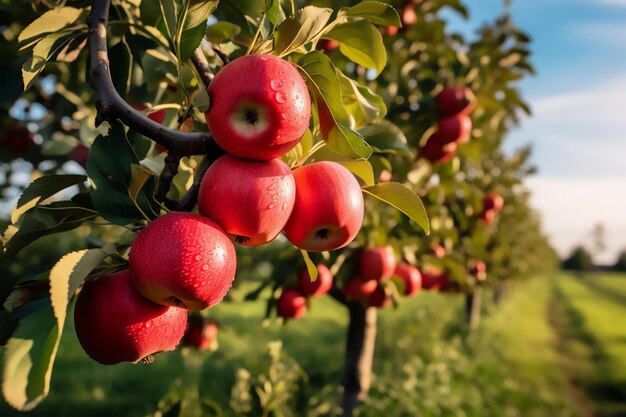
xmin=554 ymin=272 xmax=626 ymax=417
xmin=3 ymin=273 xmax=624 ymax=416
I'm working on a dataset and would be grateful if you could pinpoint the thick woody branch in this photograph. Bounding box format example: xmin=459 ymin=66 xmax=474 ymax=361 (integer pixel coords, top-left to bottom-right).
xmin=87 ymin=0 xmax=221 ymax=157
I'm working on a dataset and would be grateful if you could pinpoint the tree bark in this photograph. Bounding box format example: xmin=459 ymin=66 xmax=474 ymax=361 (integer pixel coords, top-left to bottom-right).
xmin=341 ymin=303 xmax=378 ymax=417
xmin=465 ymin=287 xmax=482 ymax=330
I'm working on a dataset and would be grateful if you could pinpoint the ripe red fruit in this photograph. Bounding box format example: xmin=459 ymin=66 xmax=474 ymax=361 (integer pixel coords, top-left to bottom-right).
xmin=205 ymin=54 xmax=311 ymax=161
xmin=2 ymin=127 xmax=35 ymax=155
xmin=469 ymin=260 xmax=487 ymax=281
xmin=378 ymin=169 xmax=393 ymax=183
xmin=317 ymin=39 xmax=339 ymax=52
xmin=298 ymin=264 xmax=333 ymax=297
xmin=343 ymin=276 xmax=379 ymax=301
xmin=431 ymin=244 xmax=446 ymax=258
xmin=436 ymin=114 xmax=472 ymax=144
xmin=198 ymin=154 xmax=295 ymax=246
xmin=483 ymin=193 xmax=504 ymax=213
xmin=183 ymin=315 xmax=219 ymax=350
xmin=74 ymin=270 xmax=187 ymax=365
xmin=421 ymin=267 xmax=449 ymax=291
xmin=283 ymin=161 xmax=364 ymax=252
xmin=402 ymin=3 xmax=418 ymax=27
xmin=360 ymin=246 xmax=396 ymax=282
xmin=129 ymin=212 xmax=237 ymax=311
xmin=419 ymin=134 xmax=457 ymax=164
xmin=277 ymin=289 xmax=308 ymax=319
xmin=384 ymin=26 xmax=399 ymax=36
xmin=394 ymin=263 xmax=422 ymax=296
xmin=479 ymin=209 xmax=496 ymax=225
xmin=368 ymin=284 xmax=391 ymax=308
xmin=436 ymin=87 xmax=476 ymax=116
xmin=70 ymin=144 xmax=89 ymax=168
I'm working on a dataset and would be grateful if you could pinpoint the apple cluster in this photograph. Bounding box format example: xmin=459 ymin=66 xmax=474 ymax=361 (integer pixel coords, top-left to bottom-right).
xmin=74 ymin=54 xmax=366 ymax=364
xmin=277 ymin=264 xmax=334 ymax=320
xmin=479 ymin=192 xmax=504 ymax=225
xmin=419 ymin=86 xmax=475 ymax=164
xmin=343 ymin=246 xmax=422 ymax=308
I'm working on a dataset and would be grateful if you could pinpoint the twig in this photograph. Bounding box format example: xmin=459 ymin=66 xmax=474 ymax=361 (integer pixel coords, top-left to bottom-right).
xmin=191 ymin=48 xmax=213 ymax=88
xmin=211 ymin=46 xmax=230 ymax=65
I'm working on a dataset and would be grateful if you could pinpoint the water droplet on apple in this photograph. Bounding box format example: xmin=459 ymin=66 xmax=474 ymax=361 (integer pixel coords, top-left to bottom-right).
xmin=195 ymin=255 xmax=202 ymax=261
xmin=281 ymin=112 xmax=289 ymax=120
xmin=202 ymin=264 xmax=209 ymax=271
xmin=267 ymin=203 xmax=275 ymax=209
xmin=270 ymin=80 xmax=283 ymax=90
xmin=275 ymin=92 xmax=287 ymax=103
xmin=145 ymin=320 xmax=152 ymax=329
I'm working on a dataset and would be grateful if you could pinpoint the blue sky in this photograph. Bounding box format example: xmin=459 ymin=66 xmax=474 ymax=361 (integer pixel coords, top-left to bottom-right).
xmin=445 ymin=0 xmax=626 ymax=263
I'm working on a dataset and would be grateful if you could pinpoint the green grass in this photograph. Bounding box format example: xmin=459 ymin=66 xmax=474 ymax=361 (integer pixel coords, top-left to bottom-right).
xmin=2 ymin=273 xmax=622 ymax=416
xmin=554 ymin=272 xmax=626 ymax=417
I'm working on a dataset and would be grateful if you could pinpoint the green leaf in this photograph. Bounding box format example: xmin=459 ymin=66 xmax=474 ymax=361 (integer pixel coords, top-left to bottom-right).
xmin=344 ymin=2 xmax=401 ymax=27
xmin=158 ymin=0 xmax=179 ymax=42
xmin=49 ymin=249 xmax=109 ymax=334
xmin=312 ymin=147 xmax=374 ymax=186
xmin=177 ymin=0 xmax=218 ymax=61
xmin=324 ymin=19 xmax=386 ymax=75
xmin=11 ymin=174 xmax=86 ymax=224
xmin=18 ymin=6 xmax=83 ymax=50
xmin=109 ymin=37 xmax=133 ymax=96
xmin=298 ymin=52 xmax=372 ymax=160
xmin=265 ymin=0 xmax=282 ymax=25
xmin=362 ymin=182 xmax=429 ymax=234
xmin=22 ymin=32 xmax=74 ymax=91
xmin=358 ymin=120 xmax=412 ymax=156
xmin=274 ymin=6 xmax=332 ymax=57
xmin=205 ymin=22 xmax=241 ymax=43
xmin=2 ymin=302 xmax=59 ymax=411
xmin=299 ymin=250 xmax=318 ymax=281
xmin=337 ymin=70 xmax=386 ymax=128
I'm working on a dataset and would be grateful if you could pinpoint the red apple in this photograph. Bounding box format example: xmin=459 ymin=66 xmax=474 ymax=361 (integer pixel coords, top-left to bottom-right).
xmin=436 ymin=87 xmax=476 ymax=116
xmin=206 ymin=54 xmax=311 ymax=160
xmin=479 ymin=209 xmax=496 ymax=225
xmin=483 ymin=193 xmax=504 ymax=213
xmin=384 ymin=26 xmax=399 ymax=36
xmin=317 ymin=39 xmax=339 ymax=52
xmin=378 ymin=170 xmax=393 ymax=183
xmin=298 ymin=264 xmax=333 ymax=297
xmin=70 ymin=144 xmax=89 ymax=168
xmin=419 ymin=134 xmax=457 ymax=164
xmin=469 ymin=260 xmax=487 ymax=281
xmin=360 ymin=246 xmax=396 ymax=282
xmin=431 ymin=244 xmax=446 ymax=259
xmin=277 ymin=289 xmax=308 ymax=319
xmin=421 ymin=266 xmax=449 ymax=291
xmin=394 ymin=263 xmax=422 ymax=296
xmin=129 ymin=212 xmax=237 ymax=310
xmin=343 ymin=276 xmax=379 ymax=301
xmin=402 ymin=3 xmax=418 ymax=27
xmin=183 ymin=315 xmax=219 ymax=350
xmin=368 ymin=284 xmax=391 ymax=308
xmin=436 ymin=114 xmax=472 ymax=144
xmin=74 ymin=270 xmax=187 ymax=365
xmin=198 ymin=154 xmax=295 ymax=246
xmin=283 ymin=161 xmax=364 ymax=252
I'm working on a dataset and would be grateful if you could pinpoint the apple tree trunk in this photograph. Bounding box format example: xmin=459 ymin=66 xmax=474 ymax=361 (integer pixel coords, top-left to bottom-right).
xmin=341 ymin=303 xmax=378 ymax=417
xmin=465 ymin=287 xmax=482 ymax=330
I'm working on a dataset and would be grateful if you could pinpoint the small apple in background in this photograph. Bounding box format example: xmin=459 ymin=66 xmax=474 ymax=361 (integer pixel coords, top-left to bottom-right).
xmin=394 ymin=263 xmax=422 ymax=296
xmin=317 ymin=39 xmax=339 ymax=52
xmin=483 ymin=193 xmax=504 ymax=213
xmin=378 ymin=169 xmax=393 ymax=183
xmin=283 ymin=161 xmax=364 ymax=252
xmin=469 ymin=260 xmax=487 ymax=281
xmin=206 ymin=54 xmax=311 ymax=161
xmin=2 ymin=126 xmax=35 ymax=156
xmin=436 ymin=86 xmax=476 ymax=116
xmin=359 ymin=246 xmax=396 ymax=282
xmin=182 ymin=314 xmax=219 ymax=350
xmin=74 ymin=270 xmax=188 ymax=365
xmin=431 ymin=244 xmax=446 ymax=259
xmin=421 ymin=266 xmax=449 ymax=291
xmin=368 ymin=284 xmax=391 ymax=308
xmin=343 ymin=276 xmax=379 ymax=301
xmin=70 ymin=144 xmax=89 ymax=168
xmin=198 ymin=155 xmax=295 ymax=246
xmin=298 ymin=264 xmax=333 ymax=297
xmin=277 ymin=289 xmax=308 ymax=319
xmin=384 ymin=26 xmax=399 ymax=36
xmin=479 ymin=209 xmax=496 ymax=225
xmin=129 ymin=212 xmax=237 ymax=311
xmin=436 ymin=114 xmax=472 ymax=144
xmin=419 ymin=134 xmax=457 ymax=164
xmin=401 ymin=2 xmax=418 ymax=27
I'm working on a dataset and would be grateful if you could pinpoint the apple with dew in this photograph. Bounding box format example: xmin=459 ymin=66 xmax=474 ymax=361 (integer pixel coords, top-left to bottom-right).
xmin=436 ymin=114 xmax=472 ymax=144
xmin=436 ymin=86 xmax=476 ymax=116
xmin=298 ymin=264 xmax=333 ymax=297
xmin=394 ymin=263 xmax=422 ymax=296
xmin=283 ymin=161 xmax=364 ymax=252
xmin=198 ymin=154 xmax=295 ymax=246
xmin=205 ymin=54 xmax=311 ymax=161
xmin=483 ymin=193 xmax=504 ymax=213
xmin=183 ymin=315 xmax=219 ymax=350
xmin=277 ymin=289 xmax=308 ymax=319
xmin=359 ymin=246 xmax=397 ymax=282
xmin=419 ymin=134 xmax=457 ymax=164
xmin=343 ymin=276 xmax=379 ymax=301
xmin=74 ymin=270 xmax=187 ymax=365
xmin=129 ymin=212 xmax=237 ymax=310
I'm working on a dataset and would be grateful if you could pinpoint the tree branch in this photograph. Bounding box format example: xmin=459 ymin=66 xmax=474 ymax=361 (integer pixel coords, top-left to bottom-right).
xmin=87 ymin=0 xmax=221 ymax=157
xmin=191 ymin=49 xmax=213 ymax=88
